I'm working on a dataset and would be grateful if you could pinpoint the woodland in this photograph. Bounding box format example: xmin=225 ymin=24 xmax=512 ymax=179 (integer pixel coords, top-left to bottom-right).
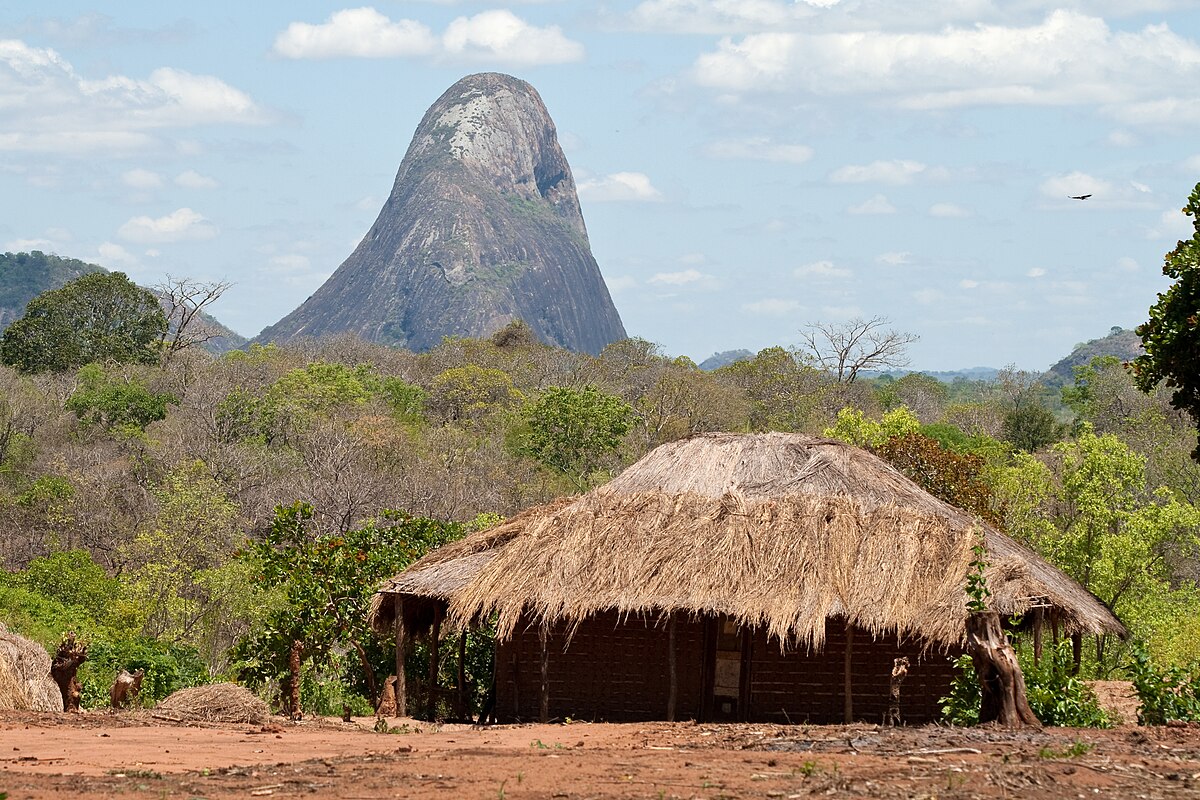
xmin=2 ymin=188 xmax=1200 ymax=723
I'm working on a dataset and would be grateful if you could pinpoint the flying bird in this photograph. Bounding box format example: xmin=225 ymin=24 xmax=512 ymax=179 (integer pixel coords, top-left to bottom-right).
xmin=1069 ymin=194 xmax=1092 ymax=200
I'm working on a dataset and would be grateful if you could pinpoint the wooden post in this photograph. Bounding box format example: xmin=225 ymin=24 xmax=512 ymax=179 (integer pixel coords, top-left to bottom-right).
xmin=427 ymin=605 xmax=443 ymax=720
xmin=967 ymin=611 xmax=1040 ymax=728
xmin=1032 ymin=607 xmax=1043 ymax=667
xmin=394 ymin=597 xmax=407 ymax=718
xmin=843 ymin=622 xmax=854 ymax=723
xmin=667 ymin=616 xmax=678 ymax=722
xmin=456 ymin=631 xmax=467 ymax=721
xmin=539 ymin=626 xmax=550 ymax=723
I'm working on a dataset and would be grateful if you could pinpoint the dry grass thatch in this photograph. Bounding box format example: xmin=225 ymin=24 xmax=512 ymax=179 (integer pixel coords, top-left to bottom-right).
xmin=154 ymin=683 xmax=269 ymax=725
xmin=374 ymin=433 xmax=1126 ymax=648
xmin=0 ymin=624 xmax=62 ymax=712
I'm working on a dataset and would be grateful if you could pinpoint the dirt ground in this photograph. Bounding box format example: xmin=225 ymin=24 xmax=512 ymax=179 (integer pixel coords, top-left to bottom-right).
xmin=1 ymin=709 xmax=1199 ymax=799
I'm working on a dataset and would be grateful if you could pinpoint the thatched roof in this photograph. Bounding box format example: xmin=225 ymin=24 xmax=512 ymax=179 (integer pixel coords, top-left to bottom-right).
xmin=0 ymin=624 xmax=62 ymax=712
xmin=374 ymin=433 xmax=1125 ymax=647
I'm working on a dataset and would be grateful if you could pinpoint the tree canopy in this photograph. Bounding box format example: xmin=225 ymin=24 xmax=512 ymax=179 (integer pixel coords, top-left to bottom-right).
xmin=0 ymin=271 xmax=167 ymax=373
xmin=1134 ymin=180 xmax=1200 ymax=460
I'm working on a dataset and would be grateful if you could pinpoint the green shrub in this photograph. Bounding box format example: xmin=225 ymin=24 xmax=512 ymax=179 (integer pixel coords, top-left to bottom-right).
xmin=1125 ymin=642 xmax=1200 ymax=724
xmin=81 ymin=636 xmax=209 ymax=707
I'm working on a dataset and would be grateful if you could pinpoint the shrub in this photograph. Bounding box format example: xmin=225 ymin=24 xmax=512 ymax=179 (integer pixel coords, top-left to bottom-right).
xmin=1125 ymin=642 xmax=1200 ymax=724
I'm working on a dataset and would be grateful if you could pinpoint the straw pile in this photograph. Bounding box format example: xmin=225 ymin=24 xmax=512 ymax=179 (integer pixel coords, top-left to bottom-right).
xmin=0 ymin=624 xmax=62 ymax=712
xmin=154 ymin=683 xmax=269 ymax=725
xmin=374 ymin=433 xmax=1126 ymax=648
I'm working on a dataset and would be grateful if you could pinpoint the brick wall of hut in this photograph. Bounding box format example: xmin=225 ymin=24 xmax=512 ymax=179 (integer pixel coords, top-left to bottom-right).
xmin=495 ymin=612 xmax=960 ymax=724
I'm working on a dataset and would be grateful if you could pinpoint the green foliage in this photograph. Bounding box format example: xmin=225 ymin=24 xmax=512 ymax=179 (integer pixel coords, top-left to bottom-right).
xmin=824 ymin=405 xmax=920 ymax=448
xmin=1002 ymin=405 xmax=1063 ymax=452
xmin=0 ymin=250 xmax=104 ymax=313
xmin=1022 ymin=641 xmax=1109 ymax=727
xmin=939 ymin=654 xmax=980 ymax=725
xmin=428 ymin=365 xmax=523 ymax=423
xmin=80 ymin=637 xmax=209 ymax=707
xmin=1133 ymin=181 xmax=1200 ymax=460
xmin=519 ymin=385 xmax=634 ymax=488
xmin=20 ymin=550 xmax=118 ymax=611
xmin=874 ymin=431 xmax=999 ymax=523
xmin=65 ymin=363 xmax=178 ymax=430
xmin=714 ymin=346 xmax=831 ymax=431
xmin=0 ymin=271 xmax=167 ymax=373
xmin=965 ymin=541 xmax=990 ymax=613
xmin=1125 ymin=642 xmax=1200 ymax=724
xmin=235 ymin=503 xmax=463 ymax=705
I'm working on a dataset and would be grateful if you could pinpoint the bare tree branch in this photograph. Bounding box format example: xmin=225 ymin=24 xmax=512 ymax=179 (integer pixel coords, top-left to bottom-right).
xmin=154 ymin=275 xmax=233 ymax=363
xmin=798 ymin=316 xmax=919 ymax=383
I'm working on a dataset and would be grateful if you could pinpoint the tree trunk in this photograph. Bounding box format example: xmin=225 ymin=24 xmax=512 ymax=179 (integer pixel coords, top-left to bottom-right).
xmin=966 ymin=612 xmax=1040 ymax=728
xmin=1071 ymin=631 xmax=1083 ymax=675
xmin=287 ymin=639 xmax=303 ymax=720
xmin=376 ymin=675 xmax=398 ymax=717
xmin=456 ymin=631 xmax=467 ymax=722
xmin=426 ymin=606 xmax=442 ymax=721
xmin=394 ymin=598 xmax=407 ymax=718
xmin=50 ymin=633 xmax=87 ymax=712
xmin=352 ymin=639 xmax=379 ymax=709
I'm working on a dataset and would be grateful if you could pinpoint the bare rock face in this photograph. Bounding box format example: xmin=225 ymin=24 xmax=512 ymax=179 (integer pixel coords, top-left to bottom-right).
xmin=258 ymin=73 xmax=626 ymax=354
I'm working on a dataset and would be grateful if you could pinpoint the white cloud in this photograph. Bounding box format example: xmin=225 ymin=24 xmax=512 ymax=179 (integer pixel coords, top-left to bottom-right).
xmin=121 ymin=168 xmax=163 ymax=189
xmin=175 ymin=169 xmax=218 ymax=189
xmin=273 ymin=8 xmax=435 ymax=59
xmin=1037 ymin=171 xmax=1155 ymax=209
xmin=794 ymin=260 xmax=851 ymax=279
xmin=266 ymin=254 xmax=312 ymax=274
xmin=912 ymin=289 xmax=943 ymax=305
xmin=689 ymin=11 xmax=1200 ymax=126
xmin=1107 ymin=130 xmax=1139 ymax=147
xmin=704 ymin=137 xmax=813 ymax=164
xmin=577 ymin=172 xmax=663 ymax=202
xmin=117 ymin=207 xmax=217 ymax=243
xmin=829 ymin=159 xmax=926 ymax=185
xmin=929 ymin=203 xmax=970 ymax=218
xmin=741 ymin=298 xmax=801 ymax=315
xmin=1150 ymin=206 xmax=1194 ymax=241
xmin=605 ymin=275 xmax=638 ymax=292
xmin=649 ymin=268 xmax=712 ymax=286
xmin=847 ymin=193 xmax=895 ymax=215
xmin=3 ymin=237 xmax=55 ymax=252
xmin=273 ymin=7 xmax=582 ymax=65
xmin=1027 ymin=267 xmax=1046 ymax=278
xmin=97 ymin=241 xmax=137 ymax=266
xmin=1115 ymin=257 xmax=1140 ymax=272
xmin=0 ymin=39 xmax=268 ymax=155
xmin=443 ymin=10 xmax=584 ymax=65
xmin=959 ymin=279 xmax=979 ymax=289
xmin=876 ymin=251 xmax=911 ymax=266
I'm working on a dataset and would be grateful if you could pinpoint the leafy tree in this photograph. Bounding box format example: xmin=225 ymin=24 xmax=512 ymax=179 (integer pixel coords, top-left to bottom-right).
xmin=1134 ymin=181 xmax=1200 ymax=460
xmin=427 ymin=365 xmax=523 ymax=423
xmin=236 ymin=503 xmax=462 ymax=710
xmin=65 ymin=363 xmax=178 ymax=431
xmin=0 ymin=272 xmax=167 ymax=373
xmin=874 ymin=431 xmax=999 ymax=524
xmin=714 ymin=346 xmax=833 ymax=431
xmin=520 ymin=385 xmax=634 ymax=489
xmin=824 ymin=405 xmax=920 ymax=448
xmin=1001 ymin=405 xmax=1063 ymax=452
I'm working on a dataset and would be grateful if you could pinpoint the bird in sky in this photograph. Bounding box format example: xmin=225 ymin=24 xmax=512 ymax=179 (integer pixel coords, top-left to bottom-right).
xmin=1069 ymin=194 xmax=1092 ymax=200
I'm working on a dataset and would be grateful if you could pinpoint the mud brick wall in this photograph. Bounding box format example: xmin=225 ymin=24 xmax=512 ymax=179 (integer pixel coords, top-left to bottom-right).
xmin=748 ymin=621 xmax=960 ymax=725
xmin=495 ymin=613 xmax=960 ymax=724
xmin=496 ymin=611 xmax=707 ymax=722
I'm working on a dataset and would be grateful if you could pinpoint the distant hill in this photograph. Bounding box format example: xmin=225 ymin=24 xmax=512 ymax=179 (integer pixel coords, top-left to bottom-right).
xmin=0 ymin=251 xmax=104 ymax=330
xmin=1042 ymin=326 xmax=1143 ymax=388
xmin=869 ymin=367 xmax=1001 ymax=383
xmin=0 ymin=251 xmax=246 ymax=355
xmin=699 ymin=349 xmax=754 ymax=371
xmin=258 ymin=72 xmax=626 ymax=355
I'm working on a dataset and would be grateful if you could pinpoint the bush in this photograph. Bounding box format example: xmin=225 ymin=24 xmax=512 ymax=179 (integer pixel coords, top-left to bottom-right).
xmin=1125 ymin=642 xmax=1200 ymax=724
xmin=80 ymin=637 xmax=209 ymax=707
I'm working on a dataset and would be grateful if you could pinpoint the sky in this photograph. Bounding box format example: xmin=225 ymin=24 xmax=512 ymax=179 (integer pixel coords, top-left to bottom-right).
xmin=3 ymin=2 xmax=1200 ymax=371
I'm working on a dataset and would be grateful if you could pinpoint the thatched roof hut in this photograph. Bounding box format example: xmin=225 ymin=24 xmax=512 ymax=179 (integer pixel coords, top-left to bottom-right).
xmin=373 ymin=433 xmax=1124 ymax=724
xmin=0 ymin=624 xmax=63 ymax=712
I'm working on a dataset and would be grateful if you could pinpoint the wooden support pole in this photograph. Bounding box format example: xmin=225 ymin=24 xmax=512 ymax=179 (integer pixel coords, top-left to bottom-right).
xmin=456 ymin=631 xmax=467 ymax=721
xmin=667 ymin=616 xmax=678 ymax=722
xmin=394 ymin=597 xmax=407 ymax=718
xmin=427 ymin=605 xmax=443 ymax=720
xmin=843 ymin=622 xmax=854 ymax=724
xmin=1033 ymin=607 xmax=1043 ymax=667
xmin=539 ymin=627 xmax=550 ymax=723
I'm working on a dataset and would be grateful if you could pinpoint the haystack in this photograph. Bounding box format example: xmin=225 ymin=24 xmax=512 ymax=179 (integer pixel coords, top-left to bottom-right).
xmin=154 ymin=683 xmax=269 ymax=725
xmin=0 ymin=623 xmax=63 ymax=712
xmin=372 ymin=433 xmax=1126 ymax=724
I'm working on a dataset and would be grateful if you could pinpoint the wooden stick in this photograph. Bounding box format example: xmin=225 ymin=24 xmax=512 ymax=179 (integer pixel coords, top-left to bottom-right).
xmin=456 ymin=631 xmax=467 ymax=721
xmin=539 ymin=627 xmax=550 ymax=723
xmin=667 ymin=616 xmax=677 ymax=722
xmin=427 ymin=604 xmax=442 ymax=720
xmin=394 ymin=597 xmax=407 ymax=717
xmin=843 ymin=622 xmax=854 ymax=723
xmin=1033 ymin=606 xmax=1043 ymax=667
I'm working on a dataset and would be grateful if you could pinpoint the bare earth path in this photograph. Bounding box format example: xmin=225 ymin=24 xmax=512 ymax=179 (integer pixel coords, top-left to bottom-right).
xmin=1 ymin=711 xmax=1198 ymax=798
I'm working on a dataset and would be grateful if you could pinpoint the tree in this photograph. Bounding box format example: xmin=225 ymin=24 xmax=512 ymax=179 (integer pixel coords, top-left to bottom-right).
xmin=0 ymin=272 xmax=167 ymax=373
xmin=798 ymin=316 xmax=918 ymax=383
xmin=520 ymin=385 xmax=634 ymax=489
xmin=1134 ymin=181 xmax=1200 ymax=460
xmin=65 ymin=363 xmax=178 ymax=431
xmin=1002 ymin=405 xmax=1063 ymax=452
xmin=154 ymin=275 xmax=232 ymax=363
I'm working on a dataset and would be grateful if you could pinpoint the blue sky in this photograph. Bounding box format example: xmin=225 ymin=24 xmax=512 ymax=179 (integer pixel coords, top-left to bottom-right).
xmin=3 ymin=2 xmax=1200 ymax=370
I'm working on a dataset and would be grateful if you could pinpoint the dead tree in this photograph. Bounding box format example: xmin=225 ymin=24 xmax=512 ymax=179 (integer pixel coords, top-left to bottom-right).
xmin=287 ymin=639 xmax=303 ymax=720
xmin=967 ymin=612 xmax=1040 ymax=727
xmin=110 ymin=669 xmax=145 ymax=708
xmin=51 ymin=633 xmax=87 ymax=712
xmin=884 ymin=656 xmax=909 ymax=726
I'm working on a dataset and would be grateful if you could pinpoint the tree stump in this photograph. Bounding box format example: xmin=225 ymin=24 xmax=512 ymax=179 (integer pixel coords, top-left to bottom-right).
xmin=287 ymin=639 xmax=303 ymax=720
xmin=376 ymin=675 xmax=398 ymax=717
xmin=966 ymin=611 xmax=1040 ymax=727
xmin=50 ymin=633 xmax=87 ymax=712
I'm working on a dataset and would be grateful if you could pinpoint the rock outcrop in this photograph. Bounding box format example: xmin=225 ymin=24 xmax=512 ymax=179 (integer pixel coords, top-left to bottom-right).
xmin=258 ymin=73 xmax=626 ymax=354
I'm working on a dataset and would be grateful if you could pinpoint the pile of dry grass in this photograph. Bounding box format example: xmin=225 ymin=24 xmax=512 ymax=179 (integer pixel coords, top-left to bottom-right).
xmin=154 ymin=683 xmax=269 ymax=725
xmin=0 ymin=624 xmax=62 ymax=712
